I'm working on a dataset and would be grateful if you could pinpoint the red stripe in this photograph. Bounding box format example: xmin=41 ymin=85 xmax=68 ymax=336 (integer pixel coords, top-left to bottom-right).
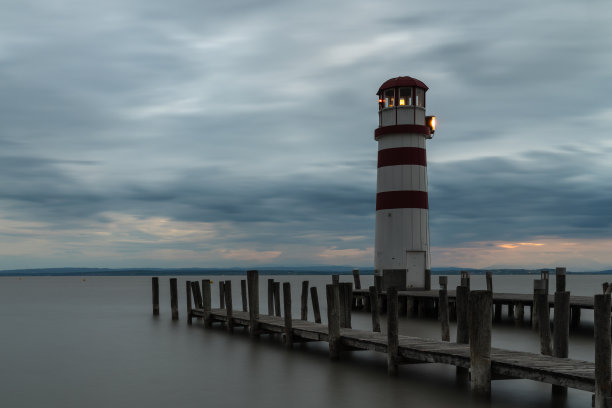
xmin=374 ymin=124 xmax=430 ymax=139
xmin=376 ymin=191 xmax=429 ymax=210
xmin=378 ymin=147 xmax=426 ymax=168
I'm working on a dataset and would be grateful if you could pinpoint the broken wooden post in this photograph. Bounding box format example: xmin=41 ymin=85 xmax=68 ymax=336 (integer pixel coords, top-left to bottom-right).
xmin=247 ymin=270 xmax=259 ymax=338
xmin=301 ymin=281 xmax=309 ymax=321
xmin=267 ymin=278 xmax=274 ymax=316
xmin=273 ymin=281 xmax=281 ymax=317
xmin=152 ymin=277 xmax=159 ymax=316
xmin=202 ymin=279 xmax=212 ymax=327
xmin=310 ymin=286 xmax=322 ymax=323
xmin=594 ymin=292 xmax=612 ymax=408
xmin=439 ymin=276 xmax=450 ymax=342
xmin=283 ymin=282 xmax=292 ymax=348
xmin=369 ymin=286 xmax=381 ymax=332
xmin=224 ymin=280 xmax=233 ymax=333
xmin=186 ymin=280 xmax=192 ymax=325
xmin=535 ymin=279 xmax=552 ymax=355
xmin=387 ymin=286 xmax=399 ymax=376
xmin=170 ymin=278 xmax=178 ymax=320
xmin=469 ymin=290 xmax=492 ymax=397
xmin=241 ymin=279 xmax=248 ymax=312
xmin=326 ymin=284 xmax=341 ymax=360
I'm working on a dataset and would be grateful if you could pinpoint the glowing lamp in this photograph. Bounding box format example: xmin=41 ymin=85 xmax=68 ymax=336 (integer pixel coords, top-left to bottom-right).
xmin=426 ymin=115 xmax=436 ymax=134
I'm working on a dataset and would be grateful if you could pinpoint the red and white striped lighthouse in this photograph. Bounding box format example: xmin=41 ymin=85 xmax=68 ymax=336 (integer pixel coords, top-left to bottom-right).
xmin=374 ymin=76 xmax=435 ymax=289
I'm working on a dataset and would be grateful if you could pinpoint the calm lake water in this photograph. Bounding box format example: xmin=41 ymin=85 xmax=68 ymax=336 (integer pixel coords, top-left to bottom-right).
xmin=0 ymin=274 xmax=608 ymax=408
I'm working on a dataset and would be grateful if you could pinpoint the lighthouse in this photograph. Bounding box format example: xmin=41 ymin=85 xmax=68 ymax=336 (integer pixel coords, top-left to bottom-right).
xmin=374 ymin=76 xmax=436 ymax=289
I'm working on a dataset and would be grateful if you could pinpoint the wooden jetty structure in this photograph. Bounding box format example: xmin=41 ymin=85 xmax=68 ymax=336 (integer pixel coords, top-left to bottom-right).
xmin=156 ymin=269 xmax=612 ymax=407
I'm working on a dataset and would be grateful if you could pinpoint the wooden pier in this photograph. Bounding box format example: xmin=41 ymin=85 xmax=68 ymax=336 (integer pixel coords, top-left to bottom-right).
xmin=157 ymin=269 xmax=612 ymax=407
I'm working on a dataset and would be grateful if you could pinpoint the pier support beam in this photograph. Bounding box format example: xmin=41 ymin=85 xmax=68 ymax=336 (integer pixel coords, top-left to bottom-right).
xmin=170 ymin=278 xmax=178 ymax=321
xmin=369 ymin=286 xmax=381 ymax=332
xmin=552 ymin=290 xmax=570 ymax=397
xmin=594 ymin=292 xmax=611 ymax=408
xmin=310 ymin=286 xmax=321 ymax=323
xmin=456 ymin=285 xmax=470 ymax=382
xmin=186 ymin=280 xmax=192 ymax=325
xmin=283 ymin=282 xmax=293 ymax=348
xmin=326 ymin=284 xmax=341 ymax=360
xmin=439 ymin=276 xmax=450 ymax=342
xmin=352 ymin=269 xmax=362 ymax=309
xmin=224 ymin=280 xmax=233 ymax=333
xmin=339 ymin=282 xmax=352 ymax=329
xmin=247 ymin=270 xmax=260 ymax=338
xmin=469 ymin=290 xmax=492 ymax=397
xmin=267 ymin=279 xmax=274 ymax=316
xmin=241 ymin=280 xmax=248 ymax=312
xmin=202 ymin=279 xmax=212 ymax=327
xmin=152 ymin=277 xmax=159 ymax=316
xmin=387 ymin=287 xmax=399 ymax=376
xmin=301 ymin=281 xmax=309 ymax=321
xmin=535 ymin=279 xmax=552 ymax=356
xmin=274 ymin=282 xmax=281 ymax=317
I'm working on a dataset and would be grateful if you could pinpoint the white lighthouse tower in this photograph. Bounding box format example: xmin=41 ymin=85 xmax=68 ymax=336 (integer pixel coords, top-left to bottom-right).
xmin=374 ymin=76 xmax=435 ymax=289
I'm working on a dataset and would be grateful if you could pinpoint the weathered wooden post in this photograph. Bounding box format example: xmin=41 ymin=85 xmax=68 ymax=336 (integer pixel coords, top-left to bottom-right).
xmin=460 ymin=271 xmax=470 ymax=289
xmin=456 ymin=285 xmax=470 ymax=382
xmin=535 ymin=279 xmax=552 ymax=355
xmin=192 ymin=281 xmax=203 ymax=309
xmin=202 ymin=279 xmax=212 ymax=327
xmin=374 ymin=274 xmax=383 ymax=292
xmin=273 ymin=281 xmax=281 ymax=317
xmin=152 ymin=277 xmax=160 ymax=316
xmin=332 ymin=274 xmax=340 ymax=284
xmin=241 ymin=279 xmax=248 ymax=312
xmin=219 ymin=281 xmax=225 ymax=309
xmin=552 ymin=268 xmax=570 ymax=397
xmin=486 ymin=271 xmax=492 ymax=292
xmin=339 ymin=282 xmax=352 ymax=329
xmin=247 ymin=270 xmax=259 ymax=338
xmin=310 ymin=286 xmax=322 ymax=323
xmin=352 ymin=269 xmax=362 ymax=309
xmin=283 ymin=282 xmax=293 ymax=348
xmin=186 ymin=280 xmax=192 ymax=325
xmin=326 ymin=284 xmax=341 ymax=360
xmin=170 ymin=278 xmax=179 ymax=320
xmin=387 ymin=286 xmax=399 ymax=376
xmin=439 ymin=276 xmax=450 ymax=342
xmin=267 ymin=278 xmax=274 ymax=316
xmin=469 ymin=290 xmax=492 ymax=397
xmin=224 ymin=280 xmax=233 ymax=333
xmin=369 ymin=286 xmax=381 ymax=332
xmin=594 ymin=290 xmax=612 ymax=408
xmin=301 ymin=281 xmax=309 ymax=321
xmin=515 ymin=302 xmax=524 ymax=326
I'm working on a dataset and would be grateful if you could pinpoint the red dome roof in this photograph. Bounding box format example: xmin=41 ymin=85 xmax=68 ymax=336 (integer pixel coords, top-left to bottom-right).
xmin=377 ymin=76 xmax=428 ymax=94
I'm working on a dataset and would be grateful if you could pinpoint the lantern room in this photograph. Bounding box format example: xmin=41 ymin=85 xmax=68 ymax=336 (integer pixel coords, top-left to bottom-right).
xmin=377 ymin=76 xmax=434 ymax=138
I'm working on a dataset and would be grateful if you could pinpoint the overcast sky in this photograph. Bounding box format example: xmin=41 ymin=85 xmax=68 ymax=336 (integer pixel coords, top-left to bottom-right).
xmin=1 ymin=0 xmax=612 ymax=271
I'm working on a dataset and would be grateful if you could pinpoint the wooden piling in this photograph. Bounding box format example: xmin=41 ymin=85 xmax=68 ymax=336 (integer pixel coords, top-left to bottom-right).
xmin=273 ymin=281 xmax=281 ymax=317
xmin=283 ymin=282 xmax=292 ymax=348
xmin=494 ymin=303 xmax=502 ymax=323
xmin=301 ymin=281 xmax=309 ymax=321
xmin=352 ymin=269 xmax=362 ymax=309
xmin=552 ymin=290 xmax=570 ymax=396
xmin=469 ymin=290 xmax=492 ymax=397
xmin=310 ymin=286 xmax=321 ymax=323
xmin=219 ymin=281 xmax=225 ymax=309
xmin=339 ymin=282 xmax=352 ymax=329
xmin=460 ymin=271 xmax=470 ymax=289
xmin=241 ymin=279 xmax=248 ymax=312
xmin=170 ymin=278 xmax=178 ymax=320
xmin=202 ymin=279 xmax=212 ymax=327
xmin=456 ymin=285 xmax=470 ymax=382
xmin=439 ymin=276 xmax=450 ymax=342
xmin=535 ymin=279 xmax=552 ymax=356
xmin=152 ymin=277 xmax=159 ymax=316
xmin=556 ymin=267 xmax=566 ymax=292
xmin=374 ymin=274 xmax=383 ymax=292
xmin=186 ymin=280 xmax=192 ymax=325
xmin=192 ymin=281 xmax=203 ymax=309
xmin=594 ymin=293 xmax=611 ymax=408
xmin=425 ymin=269 xmax=431 ymax=290
xmin=224 ymin=280 xmax=233 ymax=333
xmin=326 ymin=284 xmax=341 ymax=360
xmin=369 ymin=286 xmax=381 ymax=332
xmin=387 ymin=287 xmax=399 ymax=376
xmin=486 ymin=271 xmax=492 ymax=292
xmin=515 ymin=302 xmax=524 ymax=326
xmin=247 ymin=270 xmax=259 ymax=338
xmin=332 ymin=274 xmax=340 ymax=284
xmin=267 ymin=278 xmax=274 ymax=316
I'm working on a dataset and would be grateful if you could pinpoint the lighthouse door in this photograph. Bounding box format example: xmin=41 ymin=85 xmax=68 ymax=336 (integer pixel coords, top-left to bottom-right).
xmin=406 ymin=251 xmax=426 ymax=288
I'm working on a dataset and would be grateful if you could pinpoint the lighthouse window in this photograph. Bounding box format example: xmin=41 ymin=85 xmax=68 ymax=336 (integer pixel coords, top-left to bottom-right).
xmin=398 ymin=87 xmax=412 ymax=106
xmin=415 ymin=88 xmax=425 ymax=107
xmin=384 ymin=89 xmax=395 ymax=108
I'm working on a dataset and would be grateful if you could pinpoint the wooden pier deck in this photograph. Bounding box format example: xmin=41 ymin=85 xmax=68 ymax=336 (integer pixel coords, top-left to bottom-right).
xmin=191 ymin=308 xmax=596 ymax=392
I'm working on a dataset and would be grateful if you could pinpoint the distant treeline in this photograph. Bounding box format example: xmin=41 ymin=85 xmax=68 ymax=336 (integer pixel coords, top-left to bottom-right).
xmin=0 ymin=267 xmax=610 ymax=277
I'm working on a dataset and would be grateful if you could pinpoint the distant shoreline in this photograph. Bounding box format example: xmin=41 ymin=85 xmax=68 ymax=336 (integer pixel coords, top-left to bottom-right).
xmin=1 ymin=267 xmax=611 ymax=277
